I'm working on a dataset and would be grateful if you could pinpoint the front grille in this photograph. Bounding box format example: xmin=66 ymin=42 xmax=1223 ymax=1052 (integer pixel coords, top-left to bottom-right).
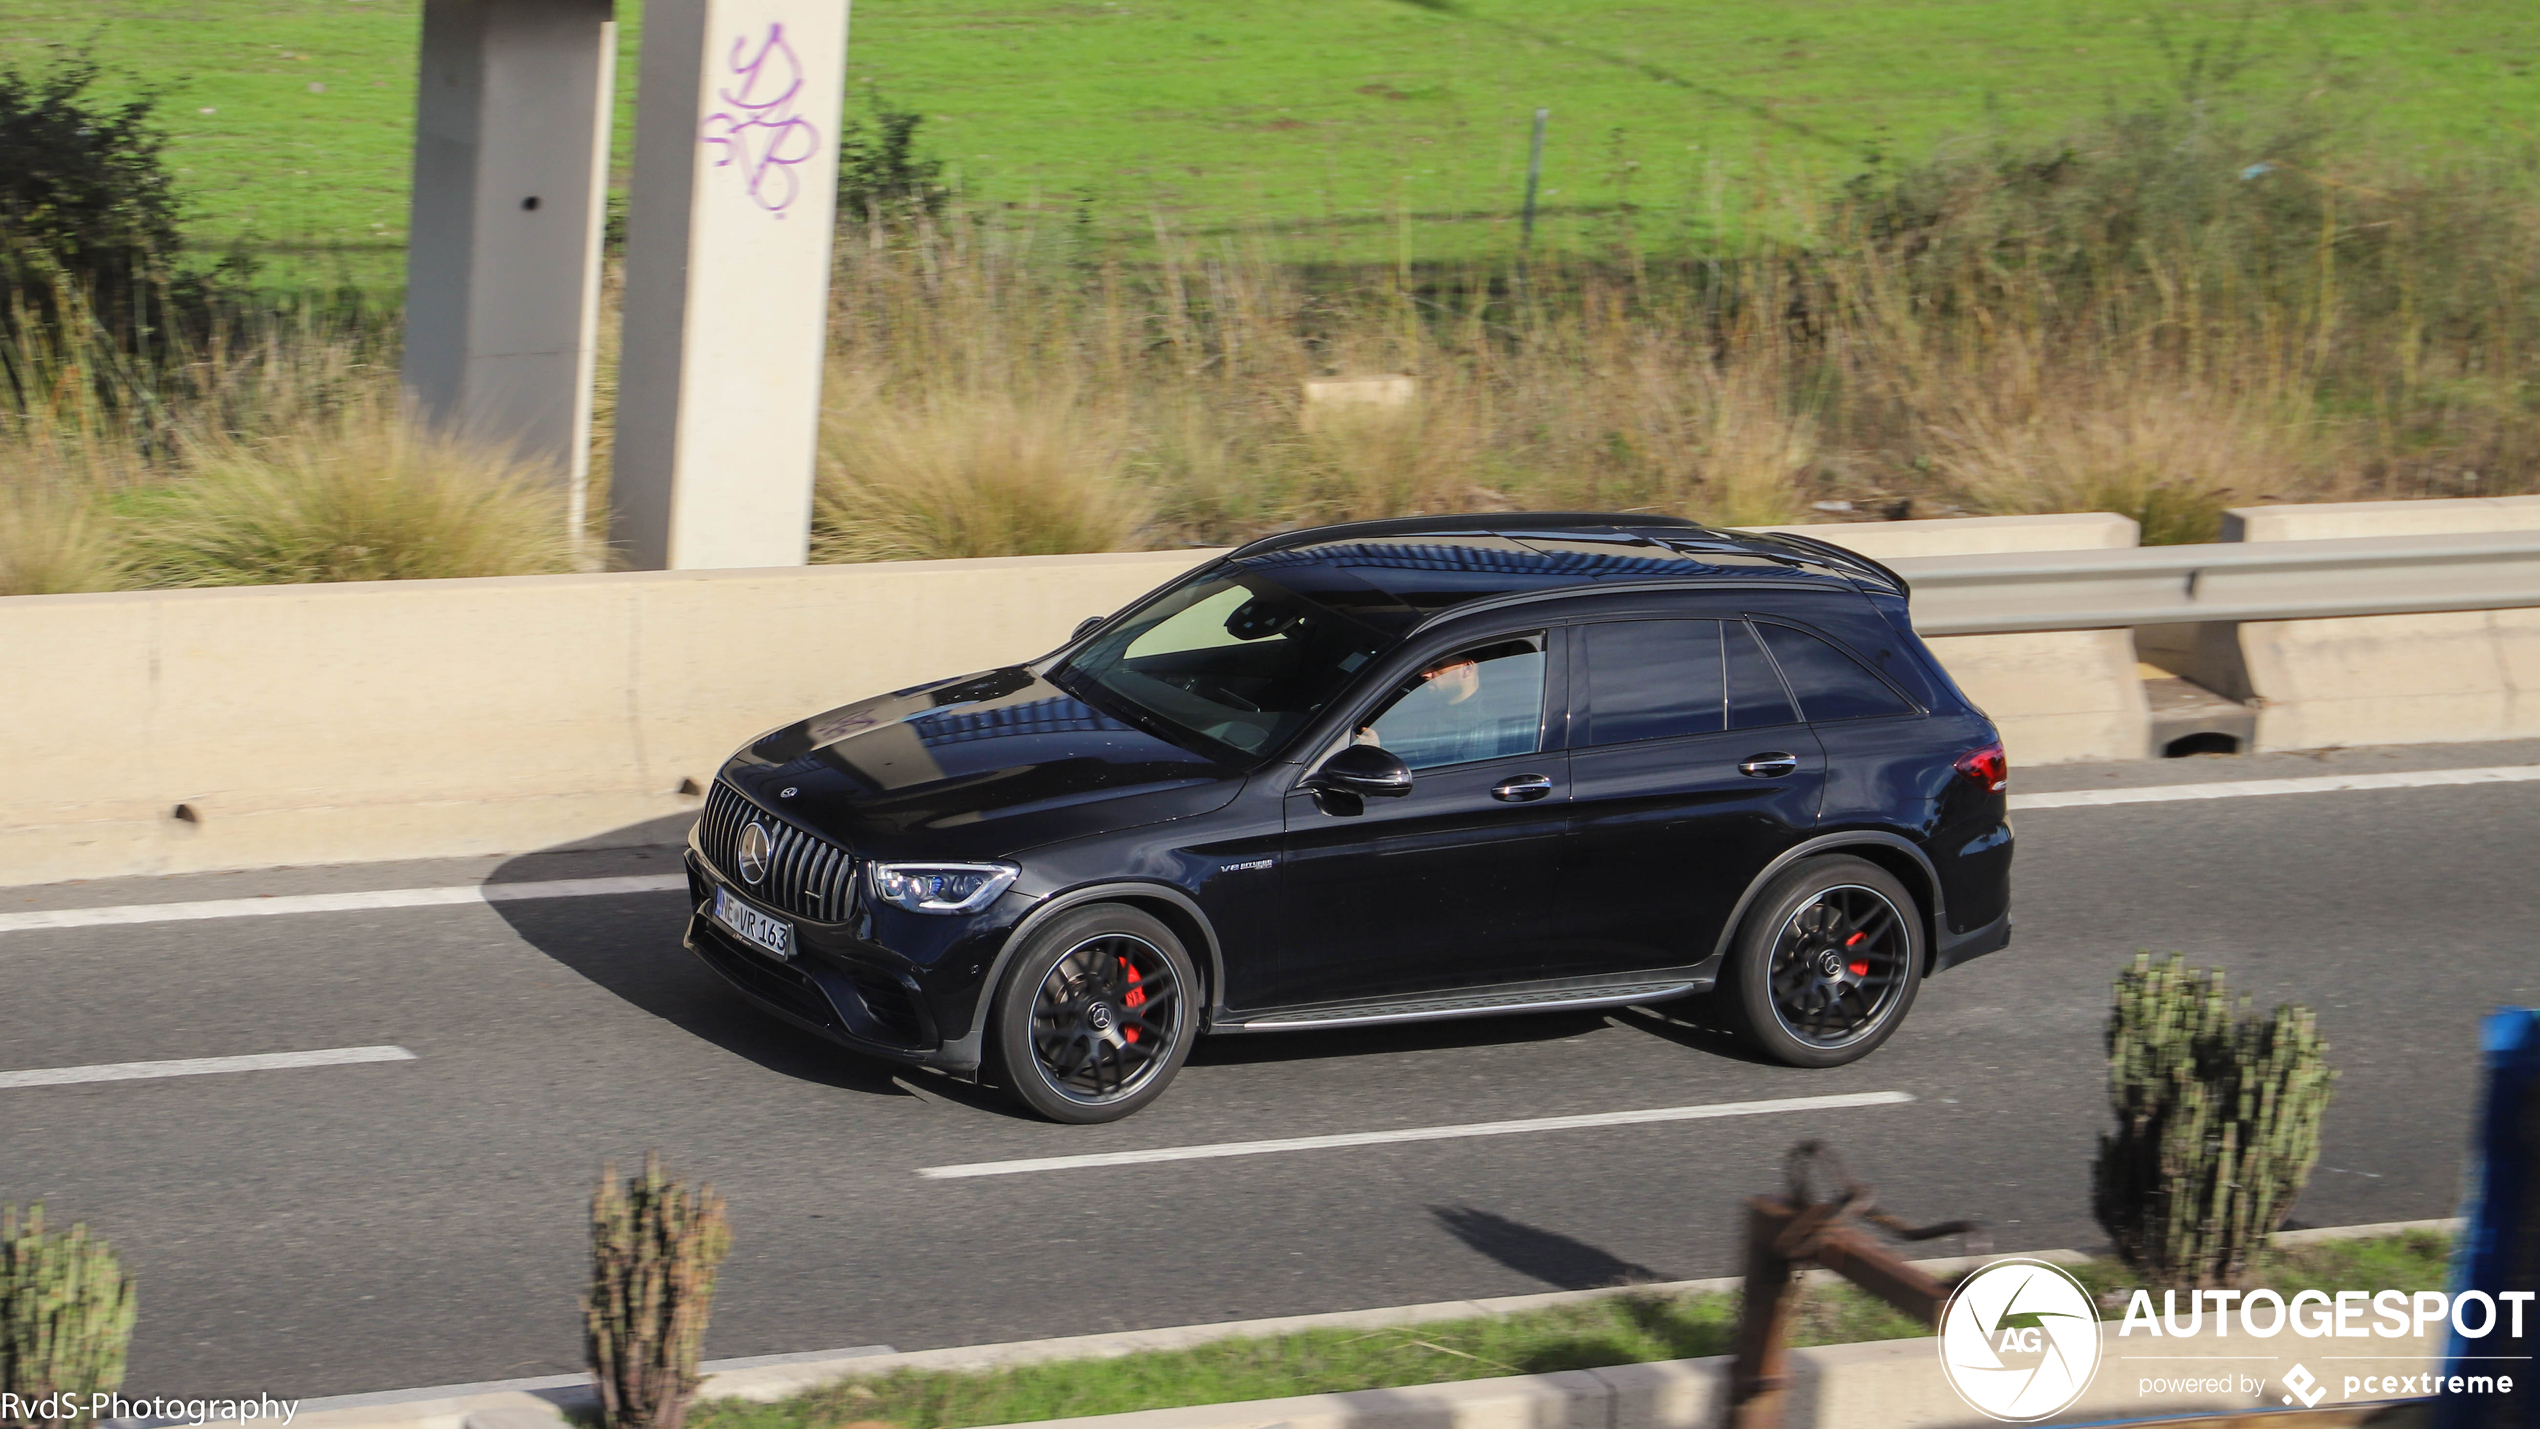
xmin=698 ymin=781 xmax=858 ymax=922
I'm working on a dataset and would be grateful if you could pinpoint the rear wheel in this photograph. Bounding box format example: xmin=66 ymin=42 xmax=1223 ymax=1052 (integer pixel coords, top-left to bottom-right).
xmin=991 ymin=905 xmax=1199 ymax=1124
xmin=1724 ymin=856 xmax=1923 ymax=1068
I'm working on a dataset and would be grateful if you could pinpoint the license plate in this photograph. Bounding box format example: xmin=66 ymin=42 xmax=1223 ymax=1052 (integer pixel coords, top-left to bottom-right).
xmin=711 ymin=887 xmax=793 ymax=960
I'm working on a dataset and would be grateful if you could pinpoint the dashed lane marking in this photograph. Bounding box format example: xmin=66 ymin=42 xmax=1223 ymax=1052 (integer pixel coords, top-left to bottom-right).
xmin=0 ymin=1045 xmax=418 ymax=1089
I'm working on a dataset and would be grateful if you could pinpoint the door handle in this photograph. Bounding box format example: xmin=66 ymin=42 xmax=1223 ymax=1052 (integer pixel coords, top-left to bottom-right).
xmin=1491 ymin=773 xmax=1554 ymax=803
xmin=1739 ymin=752 xmax=1800 ymax=778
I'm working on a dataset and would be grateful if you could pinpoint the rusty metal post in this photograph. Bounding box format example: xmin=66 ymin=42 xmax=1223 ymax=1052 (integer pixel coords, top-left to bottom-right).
xmin=1718 ymin=1145 xmax=1983 ymax=1429
xmin=1722 ymin=1196 xmax=1803 ymax=1429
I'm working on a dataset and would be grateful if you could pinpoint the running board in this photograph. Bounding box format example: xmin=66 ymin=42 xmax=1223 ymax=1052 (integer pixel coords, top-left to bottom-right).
xmin=1218 ymin=978 xmax=1709 ymax=1033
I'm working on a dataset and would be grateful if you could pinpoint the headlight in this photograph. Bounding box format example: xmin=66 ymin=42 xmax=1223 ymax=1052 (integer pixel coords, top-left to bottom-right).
xmin=866 ymin=862 xmax=1019 ymax=915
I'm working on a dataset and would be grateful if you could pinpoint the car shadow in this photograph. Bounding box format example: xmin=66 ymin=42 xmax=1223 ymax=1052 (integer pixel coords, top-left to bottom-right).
xmin=1605 ymin=1001 xmax=1784 ymax=1068
xmin=483 ymin=837 xmax=914 ymax=1100
xmin=1429 ymin=1204 xmax=1667 ymax=1289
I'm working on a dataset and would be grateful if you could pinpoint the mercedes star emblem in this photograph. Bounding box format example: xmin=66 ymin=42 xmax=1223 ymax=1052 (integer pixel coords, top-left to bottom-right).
xmin=780 ymin=786 xmax=799 ymax=798
xmin=736 ymin=822 xmax=772 ymax=884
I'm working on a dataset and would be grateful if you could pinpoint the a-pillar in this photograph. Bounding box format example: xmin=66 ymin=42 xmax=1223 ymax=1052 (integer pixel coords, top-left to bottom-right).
xmin=403 ymin=0 xmax=616 ymax=539
xmin=610 ymin=0 xmax=848 ymax=570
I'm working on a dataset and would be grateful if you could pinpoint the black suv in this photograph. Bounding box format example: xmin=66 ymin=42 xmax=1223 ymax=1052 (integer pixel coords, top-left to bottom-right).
xmin=684 ymin=514 xmax=2013 ymax=1122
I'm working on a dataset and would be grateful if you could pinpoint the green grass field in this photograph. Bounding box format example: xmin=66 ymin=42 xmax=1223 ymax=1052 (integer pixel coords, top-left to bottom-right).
xmin=4 ymin=0 xmax=2536 ymax=290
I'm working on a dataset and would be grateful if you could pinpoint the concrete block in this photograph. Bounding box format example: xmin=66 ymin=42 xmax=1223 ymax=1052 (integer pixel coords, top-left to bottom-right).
xmin=1922 ymin=629 xmax=2151 ymax=766
xmin=971 ymin=1371 xmax=1609 ymax=1429
xmin=1791 ymin=1319 xmax=2442 ymax=1428
xmin=2226 ymin=493 xmax=2540 ymax=541
xmin=1302 ymin=375 xmax=1417 ymax=431
xmin=1760 ymin=511 xmax=2139 ymax=559
xmin=1763 ymin=514 xmax=2148 ymax=764
xmin=2213 ymin=497 xmax=2540 ymax=752
xmin=1591 ymin=1356 xmax=1727 ymax=1429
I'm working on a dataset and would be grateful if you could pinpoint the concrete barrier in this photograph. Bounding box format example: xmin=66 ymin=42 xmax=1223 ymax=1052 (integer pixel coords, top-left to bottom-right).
xmin=0 ymin=513 xmax=2133 ymax=885
xmin=2136 ymin=496 xmax=2540 ymax=751
xmin=1766 ymin=513 xmax=2149 ymax=767
xmin=0 ymin=551 xmax=1219 ymax=884
xmin=291 ymin=1319 xmax=2441 ymax=1429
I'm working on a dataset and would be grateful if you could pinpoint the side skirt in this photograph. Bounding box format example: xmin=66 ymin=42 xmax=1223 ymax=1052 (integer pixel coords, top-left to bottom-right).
xmin=1214 ymin=967 xmax=1717 ymax=1034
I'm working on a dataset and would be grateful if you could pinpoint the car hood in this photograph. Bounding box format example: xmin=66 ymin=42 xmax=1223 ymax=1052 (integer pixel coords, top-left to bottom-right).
xmin=720 ymin=667 xmax=1249 ymax=859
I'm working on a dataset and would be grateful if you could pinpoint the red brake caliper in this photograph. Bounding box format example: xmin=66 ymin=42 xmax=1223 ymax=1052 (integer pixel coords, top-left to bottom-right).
xmin=1119 ymin=957 xmax=1145 ymax=1043
xmin=1844 ymin=930 xmax=1870 ymax=978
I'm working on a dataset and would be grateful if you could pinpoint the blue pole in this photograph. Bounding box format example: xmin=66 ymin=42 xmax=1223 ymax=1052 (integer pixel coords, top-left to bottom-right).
xmin=2439 ymin=1008 xmax=2540 ymax=1429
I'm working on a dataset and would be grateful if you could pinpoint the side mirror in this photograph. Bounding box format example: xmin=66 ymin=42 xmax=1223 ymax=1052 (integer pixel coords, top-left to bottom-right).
xmin=1309 ymin=744 xmax=1414 ymax=798
xmin=1071 ymin=615 xmax=1104 ymax=641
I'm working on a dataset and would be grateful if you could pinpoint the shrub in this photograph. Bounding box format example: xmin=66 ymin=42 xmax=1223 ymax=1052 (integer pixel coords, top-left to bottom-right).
xmin=585 ymin=1154 xmax=732 ymax=1429
xmin=0 ymin=57 xmax=182 ymax=307
xmin=2093 ymin=953 xmax=2337 ymax=1287
xmin=118 ymin=403 xmax=578 ymax=586
xmin=0 ymin=1204 xmax=137 ymax=1429
xmin=835 ymin=94 xmax=950 ymax=228
xmin=813 ymin=385 xmax=1150 ymax=561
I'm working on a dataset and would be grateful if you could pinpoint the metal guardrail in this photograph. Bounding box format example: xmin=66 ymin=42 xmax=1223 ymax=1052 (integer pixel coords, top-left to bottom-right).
xmin=1883 ymin=529 xmax=2540 ymax=635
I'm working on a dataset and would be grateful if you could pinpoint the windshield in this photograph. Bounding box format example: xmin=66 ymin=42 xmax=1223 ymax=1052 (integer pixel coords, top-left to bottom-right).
xmin=1052 ymin=571 xmax=1394 ymax=761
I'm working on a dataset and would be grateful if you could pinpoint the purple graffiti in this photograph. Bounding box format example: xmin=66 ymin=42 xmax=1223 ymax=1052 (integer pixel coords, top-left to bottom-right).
xmin=699 ymin=23 xmax=823 ymax=214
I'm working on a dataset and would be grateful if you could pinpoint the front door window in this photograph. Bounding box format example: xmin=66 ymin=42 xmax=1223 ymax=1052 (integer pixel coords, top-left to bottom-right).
xmin=1353 ymin=636 xmax=1546 ymax=770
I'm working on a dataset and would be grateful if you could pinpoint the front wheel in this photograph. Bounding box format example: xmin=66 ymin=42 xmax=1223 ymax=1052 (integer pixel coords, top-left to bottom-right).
xmin=991 ymin=905 xmax=1200 ymax=1123
xmin=1724 ymin=856 xmax=1924 ymax=1068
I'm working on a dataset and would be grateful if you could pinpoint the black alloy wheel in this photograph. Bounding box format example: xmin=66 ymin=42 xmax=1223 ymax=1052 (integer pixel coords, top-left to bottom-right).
xmin=1725 ymin=855 xmax=1924 ymax=1068
xmin=992 ymin=904 xmax=1199 ymax=1123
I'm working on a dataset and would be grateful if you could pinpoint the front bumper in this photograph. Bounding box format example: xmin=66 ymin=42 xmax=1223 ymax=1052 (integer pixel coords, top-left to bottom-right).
xmin=682 ymin=848 xmax=991 ymax=1072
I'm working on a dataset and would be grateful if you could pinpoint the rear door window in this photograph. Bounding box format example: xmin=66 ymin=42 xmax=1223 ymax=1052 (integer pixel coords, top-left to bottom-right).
xmin=1754 ymin=622 xmax=1918 ymax=722
xmin=1726 ymin=619 xmax=1800 ymax=729
xmin=1579 ymin=619 xmax=1724 ymax=746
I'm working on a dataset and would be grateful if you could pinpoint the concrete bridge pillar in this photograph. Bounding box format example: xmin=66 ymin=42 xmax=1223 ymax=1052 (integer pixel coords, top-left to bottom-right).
xmin=402 ymin=0 xmax=617 ymax=540
xmin=609 ymin=0 xmax=850 ymax=570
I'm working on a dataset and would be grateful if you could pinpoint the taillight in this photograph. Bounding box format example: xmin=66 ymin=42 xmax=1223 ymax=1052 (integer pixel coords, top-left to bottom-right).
xmin=1955 ymin=742 xmax=2007 ymax=793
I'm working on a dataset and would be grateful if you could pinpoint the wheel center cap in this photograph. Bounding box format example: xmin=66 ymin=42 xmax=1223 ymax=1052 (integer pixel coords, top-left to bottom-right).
xmin=1086 ymin=1002 xmax=1115 ymax=1032
xmin=1814 ymin=948 xmax=1845 ymax=979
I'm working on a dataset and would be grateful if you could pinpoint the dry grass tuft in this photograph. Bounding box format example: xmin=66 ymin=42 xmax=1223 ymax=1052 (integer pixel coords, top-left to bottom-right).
xmin=0 ymin=474 xmax=123 ymax=595
xmin=813 ymin=383 xmax=1151 ymax=561
xmin=121 ymin=401 xmax=578 ymax=586
xmin=1921 ymin=381 xmax=2326 ymax=547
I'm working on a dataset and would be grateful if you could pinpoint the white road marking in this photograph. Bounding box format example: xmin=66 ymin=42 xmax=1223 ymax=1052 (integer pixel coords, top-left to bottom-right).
xmin=0 ymin=874 xmax=687 ymax=934
xmin=2009 ymin=764 xmax=2540 ymax=810
xmin=918 ymin=1090 xmax=1915 ymax=1179
xmin=0 ymin=1045 xmax=417 ymax=1089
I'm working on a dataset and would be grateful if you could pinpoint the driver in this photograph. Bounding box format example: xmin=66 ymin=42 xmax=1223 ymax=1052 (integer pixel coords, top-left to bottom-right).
xmin=1354 ymin=656 xmax=1487 ymax=762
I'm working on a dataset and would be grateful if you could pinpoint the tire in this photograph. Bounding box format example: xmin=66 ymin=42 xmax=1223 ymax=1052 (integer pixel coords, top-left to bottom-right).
xmin=1723 ymin=855 xmax=1924 ymax=1069
xmin=991 ymin=904 xmax=1201 ymax=1124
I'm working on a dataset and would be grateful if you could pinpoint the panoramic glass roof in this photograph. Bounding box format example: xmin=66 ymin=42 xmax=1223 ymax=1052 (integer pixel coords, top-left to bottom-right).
xmin=1232 ymin=525 xmax=1837 ymax=629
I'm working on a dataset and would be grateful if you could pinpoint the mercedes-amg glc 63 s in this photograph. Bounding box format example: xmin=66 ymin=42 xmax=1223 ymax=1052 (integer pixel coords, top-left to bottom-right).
xmin=684 ymin=514 xmax=2014 ymax=1121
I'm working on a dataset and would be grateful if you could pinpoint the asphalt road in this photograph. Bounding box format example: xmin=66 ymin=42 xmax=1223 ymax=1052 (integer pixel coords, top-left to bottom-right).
xmin=5 ymin=740 xmax=2536 ymax=1400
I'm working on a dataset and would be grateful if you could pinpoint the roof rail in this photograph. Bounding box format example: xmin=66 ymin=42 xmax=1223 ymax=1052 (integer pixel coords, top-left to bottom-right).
xmin=1226 ymin=512 xmax=1706 ymax=562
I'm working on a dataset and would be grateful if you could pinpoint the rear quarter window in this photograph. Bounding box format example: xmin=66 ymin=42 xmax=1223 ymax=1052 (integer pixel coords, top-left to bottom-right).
xmin=1755 ymin=622 xmax=1918 ymax=722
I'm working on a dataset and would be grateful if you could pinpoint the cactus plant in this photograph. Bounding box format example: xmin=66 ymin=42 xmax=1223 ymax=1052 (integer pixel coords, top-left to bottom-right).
xmin=1 ymin=1204 xmax=137 ymax=1429
xmin=2093 ymin=953 xmax=2337 ymax=1287
xmin=584 ymin=1154 xmax=731 ymax=1429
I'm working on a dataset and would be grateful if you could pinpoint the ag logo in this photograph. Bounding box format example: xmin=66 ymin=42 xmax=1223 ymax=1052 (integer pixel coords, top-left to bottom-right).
xmin=1937 ymin=1258 xmax=2102 ymax=1422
